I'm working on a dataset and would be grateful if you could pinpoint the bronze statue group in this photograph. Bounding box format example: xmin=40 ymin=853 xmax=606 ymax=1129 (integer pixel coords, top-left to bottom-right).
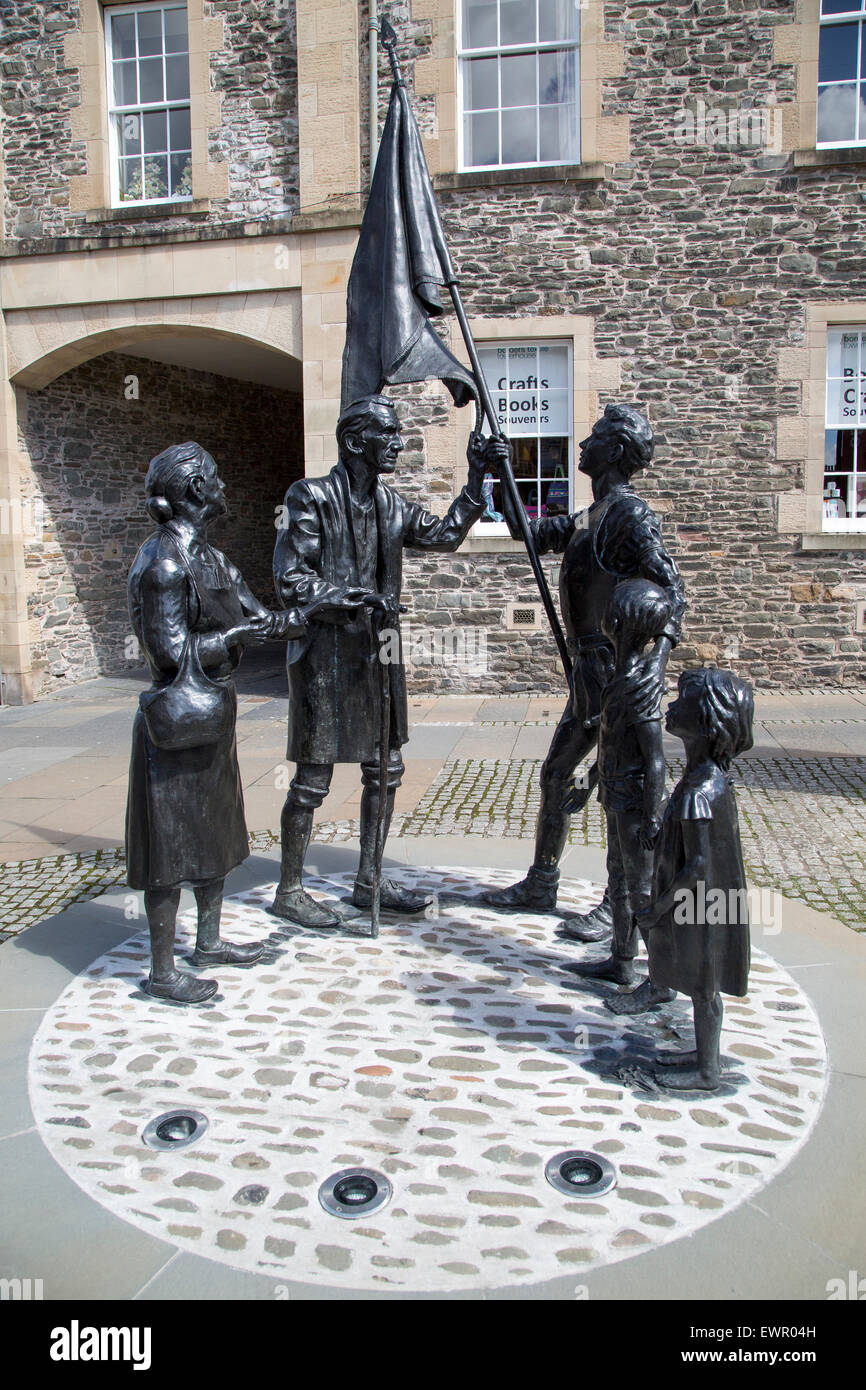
xmin=125 ymin=397 xmax=754 ymax=1095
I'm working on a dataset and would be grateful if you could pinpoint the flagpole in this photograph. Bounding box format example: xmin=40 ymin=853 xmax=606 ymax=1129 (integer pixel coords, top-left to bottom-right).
xmin=379 ymin=20 xmax=574 ymax=692
xmin=447 ymin=287 xmax=574 ymax=689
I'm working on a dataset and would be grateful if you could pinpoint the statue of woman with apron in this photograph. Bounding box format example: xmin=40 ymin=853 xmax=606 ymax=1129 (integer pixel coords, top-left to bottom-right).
xmin=126 ymin=441 xmax=311 ymax=1004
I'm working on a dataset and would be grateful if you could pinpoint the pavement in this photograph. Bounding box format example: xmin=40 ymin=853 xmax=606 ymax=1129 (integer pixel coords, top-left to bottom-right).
xmin=1 ymin=654 xmax=864 ymax=941
xmin=0 ymin=656 xmax=865 ymax=1303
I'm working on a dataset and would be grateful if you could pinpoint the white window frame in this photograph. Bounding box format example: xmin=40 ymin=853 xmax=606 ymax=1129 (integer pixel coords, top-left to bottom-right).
xmin=824 ymin=325 xmax=866 ymax=531
xmin=105 ymin=0 xmax=192 ymax=208
xmin=457 ymin=0 xmax=581 ymax=172
xmin=817 ymin=0 xmax=866 ymax=149
xmin=473 ymin=338 xmax=574 ymax=536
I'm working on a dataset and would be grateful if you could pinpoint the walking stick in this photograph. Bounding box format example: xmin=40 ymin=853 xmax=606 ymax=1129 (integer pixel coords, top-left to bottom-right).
xmin=370 ymin=604 xmax=391 ymax=939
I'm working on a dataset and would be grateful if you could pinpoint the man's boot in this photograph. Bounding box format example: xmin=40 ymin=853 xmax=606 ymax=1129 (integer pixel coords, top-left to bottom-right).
xmin=558 ymin=888 xmax=614 ymax=943
xmin=353 ymin=774 xmax=432 ymax=915
xmin=482 ymin=864 xmax=560 ymax=913
xmin=270 ymin=799 xmax=340 ymax=929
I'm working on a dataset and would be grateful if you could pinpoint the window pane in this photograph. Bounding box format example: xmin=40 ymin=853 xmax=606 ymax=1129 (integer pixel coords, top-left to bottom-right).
xmin=539 ymin=49 xmax=575 ymax=104
xmin=137 ymin=8 xmax=164 ymax=58
xmin=538 ymin=343 xmax=570 ymax=388
xmin=539 ymin=103 xmax=576 ymax=161
xmin=113 ymin=59 xmax=138 ymax=106
xmin=144 ymin=155 xmax=169 ymax=199
xmin=818 ymin=22 xmax=858 ymax=80
xmin=541 ymin=438 xmax=568 ymax=473
xmin=818 ymin=81 xmax=858 ymax=140
xmin=856 ymin=476 xmax=866 ymax=518
xmin=501 ymin=106 xmax=537 ymax=162
xmin=501 ymin=52 xmax=537 ymax=107
xmin=117 ymin=112 xmax=142 ymax=157
xmin=139 ymin=57 xmax=164 ymax=103
xmin=513 ymin=439 xmax=539 ymax=472
xmin=821 ymin=0 xmax=863 ymax=13
xmin=827 ymin=327 xmax=860 ymax=378
xmin=164 ymin=6 xmax=189 ymax=53
xmin=541 ymin=388 xmax=570 ymax=434
xmin=119 ymin=157 xmax=143 ymax=201
xmin=463 ymin=0 xmax=498 ymax=48
xmin=169 ymin=106 xmax=191 ymax=151
xmin=143 ymin=110 xmax=168 ymax=153
xmin=466 ymin=110 xmax=499 ymax=165
xmin=827 ymin=332 xmax=863 ymax=424
xmin=539 ymin=0 xmax=578 ymax=42
xmin=166 ymin=54 xmax=190 ymax=100
xmin=501 ymin=0 xmax=537 ymax=45
xmin=170 ymin=152 xmax=193 ymax=197
xmin=111 ymin=13 xmax=137 ymax=60
xmin=464 ymin=56 xmax=498 ymax=110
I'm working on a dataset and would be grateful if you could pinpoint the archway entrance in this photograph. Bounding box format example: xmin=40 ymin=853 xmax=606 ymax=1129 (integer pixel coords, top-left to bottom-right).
xmin=12 ymin=329 xmax=302 ymax=696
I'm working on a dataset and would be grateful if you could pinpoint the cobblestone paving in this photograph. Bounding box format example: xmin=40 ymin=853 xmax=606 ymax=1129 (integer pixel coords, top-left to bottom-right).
xmin=29 ymin=869 xmax=826 ymax=1293
xmin=1 ymin=750 xmax=864 ymax=940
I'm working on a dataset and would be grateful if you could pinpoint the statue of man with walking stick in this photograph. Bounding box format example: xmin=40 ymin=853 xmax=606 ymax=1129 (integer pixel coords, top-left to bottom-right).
xmin=270 ymin=395 xmax=505 ymax=930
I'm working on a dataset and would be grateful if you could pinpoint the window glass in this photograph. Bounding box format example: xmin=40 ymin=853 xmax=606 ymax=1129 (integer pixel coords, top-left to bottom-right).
xmin=460 ymin=0 xmax=579 ymax=169
xmin=818 ymin=6 xmax=866 ymax=144
xmin=824 ymin=329 xmax=866 ymax=526
xmin=475 ymin=342 xmax=573 ymax=524
xmin=107 ymin=5 xmax=191 ymax=205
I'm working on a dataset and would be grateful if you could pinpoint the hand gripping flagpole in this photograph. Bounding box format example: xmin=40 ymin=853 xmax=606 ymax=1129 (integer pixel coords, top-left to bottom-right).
xmin=379 ymin=20 xmax=573 ymax=694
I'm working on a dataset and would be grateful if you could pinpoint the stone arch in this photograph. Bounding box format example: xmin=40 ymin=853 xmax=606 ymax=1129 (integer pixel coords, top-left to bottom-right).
xmin=5 ymin=290 xmax=303 ymax=391
xmin=3 ymin=300 xmax=304 ymax=701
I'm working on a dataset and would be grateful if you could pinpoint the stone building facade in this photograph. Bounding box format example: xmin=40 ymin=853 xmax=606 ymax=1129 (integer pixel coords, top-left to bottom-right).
xmin=1 ymin=0 xmax=865 ymax=701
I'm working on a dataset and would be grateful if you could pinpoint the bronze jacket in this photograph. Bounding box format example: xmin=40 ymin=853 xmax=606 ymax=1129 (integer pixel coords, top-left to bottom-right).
xmin=274 ymin=461 xmax=483 ymax=763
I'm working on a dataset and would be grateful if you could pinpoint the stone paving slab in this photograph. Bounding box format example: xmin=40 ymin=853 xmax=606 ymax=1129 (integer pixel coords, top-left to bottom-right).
xmin=25 ymin=868 xmax=827 ymax=1295
xmin=2 ymin=839 xmax=864 ymax=1302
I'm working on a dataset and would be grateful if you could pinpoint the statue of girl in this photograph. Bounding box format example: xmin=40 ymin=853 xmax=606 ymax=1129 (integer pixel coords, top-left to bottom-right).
xmin=638 ymin=667 xmax=754 ymax=1090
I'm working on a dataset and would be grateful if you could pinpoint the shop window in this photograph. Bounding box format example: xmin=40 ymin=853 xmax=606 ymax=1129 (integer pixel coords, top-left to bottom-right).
xmin=475 ymin=340 xmax=573 ymax=530
xmin=824 ymin=326 xmax=866 ymax=528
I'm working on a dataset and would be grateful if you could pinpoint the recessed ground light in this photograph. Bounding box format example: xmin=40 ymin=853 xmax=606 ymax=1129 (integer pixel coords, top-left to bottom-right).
xmin=545 ymin=1149 xmax=617 ymax=1198
xmin=142 ymin=1109 xmax=209 ymax=1151
xmin=318 ymin=1168 xmax=392 ymax=1219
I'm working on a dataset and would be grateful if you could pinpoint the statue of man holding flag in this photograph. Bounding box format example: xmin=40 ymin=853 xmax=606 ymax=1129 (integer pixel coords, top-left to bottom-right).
xmin=271 ymin=21 xmax=564 ymax=931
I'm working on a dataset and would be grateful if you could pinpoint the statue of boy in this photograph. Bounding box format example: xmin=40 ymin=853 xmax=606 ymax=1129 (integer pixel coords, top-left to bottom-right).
xmin=569 ymin=578 xmax=677 ymax=1015
xmin=484 ymin=404 xmax=685 ymax=934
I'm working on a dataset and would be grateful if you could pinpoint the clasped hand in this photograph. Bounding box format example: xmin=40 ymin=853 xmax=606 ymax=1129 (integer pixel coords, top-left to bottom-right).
xmin=466 ymin=430 xmax=512 ymax=494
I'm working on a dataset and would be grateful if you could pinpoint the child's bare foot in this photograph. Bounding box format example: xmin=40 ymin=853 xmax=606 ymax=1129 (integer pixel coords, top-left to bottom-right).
xmin=568 ymin=954 xmax=638 ymax=986
xmin=654 ymin=1064 xmax=720 ymax=1091
xmin=655 ymin=1048 xmax=698 ymax=1067
xmin=605 ymin=980 xmax=677 ymax=1015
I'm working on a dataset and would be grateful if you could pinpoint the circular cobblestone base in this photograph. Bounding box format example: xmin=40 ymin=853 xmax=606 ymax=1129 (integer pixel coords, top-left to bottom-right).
xmin=28 ymin=868 xmax=827 ymax=1293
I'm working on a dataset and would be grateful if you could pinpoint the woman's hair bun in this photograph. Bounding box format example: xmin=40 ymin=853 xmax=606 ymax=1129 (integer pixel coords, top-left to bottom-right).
xmin=146 ymin=495 xmax=173 ymax=523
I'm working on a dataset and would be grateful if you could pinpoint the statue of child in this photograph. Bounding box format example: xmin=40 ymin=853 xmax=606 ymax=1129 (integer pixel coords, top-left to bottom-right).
xmin=637 ymin=668 xmax=754 ymax=1090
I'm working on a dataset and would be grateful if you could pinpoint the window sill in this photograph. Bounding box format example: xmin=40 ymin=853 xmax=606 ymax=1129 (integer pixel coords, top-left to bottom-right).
xmin=434 ymin=162 xmax=606 ymax=192
xmin=800 ymin=531 xmax=866 ymax=550
xmin=792 ymin=147 xmax=866 ymax=171
xmin=84 ymin=199 xmax=211 ymax=224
